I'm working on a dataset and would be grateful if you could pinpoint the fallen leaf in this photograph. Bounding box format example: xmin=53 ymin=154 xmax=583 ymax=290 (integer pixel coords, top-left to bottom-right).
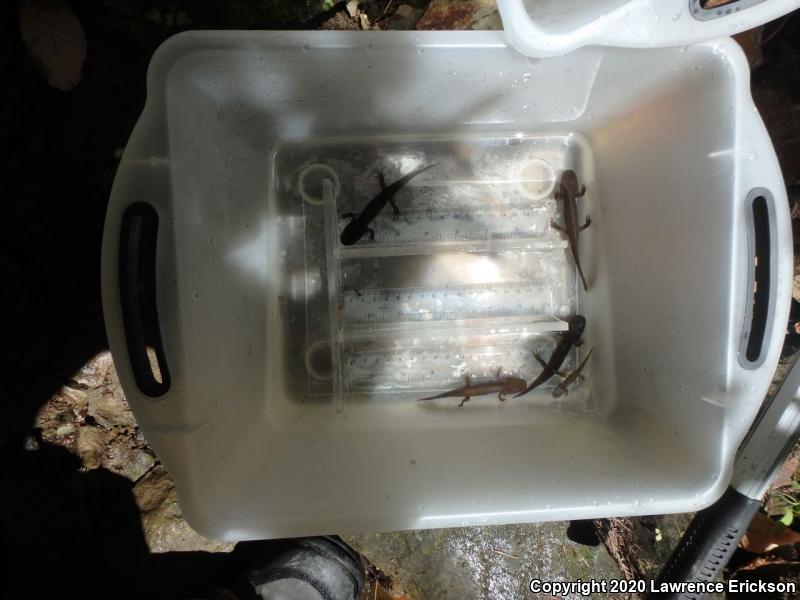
xmin=770 ymin=447 xmax=800 ymax=489
xmin=359 ymin=12 xmax=371 ymax=30
xmin=416 ymin=0 xmax=502 ymax=31
xmin=18 ymin=0 xmax=87 ymax=91
xmin=779 ymin=508 xmax=795 ymax=527
xmin=741 ymin=512 xmax=800 ymax=554
xmin=346 ymin=0 xmax=359 ymax=17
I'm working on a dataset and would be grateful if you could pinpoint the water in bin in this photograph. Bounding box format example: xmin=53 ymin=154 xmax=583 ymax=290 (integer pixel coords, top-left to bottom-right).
xmin=279 ymin=135 xmax=593 ymax=411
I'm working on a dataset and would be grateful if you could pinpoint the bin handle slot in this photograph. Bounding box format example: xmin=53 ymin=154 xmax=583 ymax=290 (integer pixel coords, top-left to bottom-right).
xmin=119 ymin=202 xmax=171 ymax=396
xmin=739 ymin=189 xmax=777 ymax=369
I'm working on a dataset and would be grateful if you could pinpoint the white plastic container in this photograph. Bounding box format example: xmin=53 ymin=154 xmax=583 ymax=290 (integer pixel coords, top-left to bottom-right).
xmin=102 ymin=30 xmax=791 ymax=540
xmin=497 ymin=0 xmax=800 ymax=56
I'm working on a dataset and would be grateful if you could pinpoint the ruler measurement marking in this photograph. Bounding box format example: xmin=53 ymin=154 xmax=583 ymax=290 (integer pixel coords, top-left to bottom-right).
xmin=343 ymin=281 xmax=556 ymax=326
xmin=343 ymin=281 xmax=549 ymax=296
xmin=338 ymin=229 xmax=551 ymax=246
xmin=345 ymin=309 xmax=552 ymax=326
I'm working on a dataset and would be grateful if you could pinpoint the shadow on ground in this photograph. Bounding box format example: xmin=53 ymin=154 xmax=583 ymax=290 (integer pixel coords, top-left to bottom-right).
xmin=0 ymin=2 xmax=388 ymax=598
xmin=2 ymin=2 xmax=800 ymax=599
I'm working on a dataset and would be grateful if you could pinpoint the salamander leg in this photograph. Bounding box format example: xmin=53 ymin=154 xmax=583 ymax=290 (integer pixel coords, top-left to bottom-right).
xmin=550 ymin=218 xmax=566 ymax=234
xmin=388 ymin=197 xmax=401 ymax=220
xmin=579 ymin=215 xmax=592 ymax=232
xmin=532 ymin=352 xmax=549 ymax=369
xmin=459 ymin=396 xmax=470 ymax=408
xmin=366 ymin=227 xmax=376 ymax=242
xmin=577 ymin=184 xmax=587 ymax=198
xmin=498 ymin=392 xmax=506 ymax=402
xmin=340 ymin=212 xmax=356 ymax=222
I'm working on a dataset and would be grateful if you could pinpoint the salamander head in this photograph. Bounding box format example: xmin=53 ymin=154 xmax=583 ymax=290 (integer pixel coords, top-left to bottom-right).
xmin=339 ymin=222 xmax=361 ymax=246
xmin=567 ymin=315 xmax=586 ymax=338
xmin=561 ymin=169 xmax=579 ymax=191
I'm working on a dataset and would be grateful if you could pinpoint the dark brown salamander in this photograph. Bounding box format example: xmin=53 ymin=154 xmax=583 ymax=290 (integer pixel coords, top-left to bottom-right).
xmin=418 ymin=368 xmax=527 ymax=408
xmin=515 ymin=315 xmax=586 ymax=398
xmin=340 ymin=162 xmax=440 ymax=246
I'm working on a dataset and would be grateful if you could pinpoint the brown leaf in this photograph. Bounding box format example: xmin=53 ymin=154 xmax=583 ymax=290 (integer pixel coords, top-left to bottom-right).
xmin=741 ymin=512 xmax=800 ymax=554
xmin=770 ymin=445 xmax=800 ymax=490
xmin=18 ymin=0 xmax=87 ymax=91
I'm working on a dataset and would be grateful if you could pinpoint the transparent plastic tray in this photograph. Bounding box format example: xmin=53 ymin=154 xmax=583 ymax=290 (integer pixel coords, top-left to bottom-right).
xmin=273 ymin=134 xmax=592 ymax=410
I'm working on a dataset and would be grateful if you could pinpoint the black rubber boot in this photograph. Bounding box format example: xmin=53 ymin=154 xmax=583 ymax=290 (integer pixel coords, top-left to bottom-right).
xmin=246 ymin=536 xmax=364 ymax=600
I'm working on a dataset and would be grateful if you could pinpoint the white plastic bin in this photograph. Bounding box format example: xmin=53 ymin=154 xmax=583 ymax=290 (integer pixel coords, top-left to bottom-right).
xmin=496 ymin=0 xmax=800 ymax=56
xmin=102 ymin=31 xmax=791 ymax=540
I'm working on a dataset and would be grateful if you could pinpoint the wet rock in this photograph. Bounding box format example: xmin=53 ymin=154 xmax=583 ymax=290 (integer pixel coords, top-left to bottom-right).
xmin=134 ymin=465 xmax=235 ymax=553
xmin=135 ymin=464 xmax=174 ymax=512
xmin=345 ymin=521 xmax=619 ymax=599
xmin=35 ymin=353 xmax=151 ymax=477
xmin=416 ymin=0 xmax=501 ymax=31
xmin=383 ymin=5 xmax=425 ymax=30
xmin=87 ymin=389 xmax=136 ymax=431
xmin=55 ymin=423 xmax=75 ymax=437
xmin=71 ymin=351 xmax=114 ymax=388
xmin=35 ymin=389 xmax=81 ymax=444
xmin=76 ymin=425 xmax=108 ymax=469
xmin=794 ymin=256 xmax=800 ymax=303
xmin=320 ymin=10 xmax=362 ymax=30
xmin=104 ymin=434 xmax=155 ymax=481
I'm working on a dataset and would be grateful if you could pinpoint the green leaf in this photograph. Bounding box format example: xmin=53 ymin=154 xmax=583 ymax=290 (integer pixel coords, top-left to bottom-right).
xmin=791 ymin=480 xmax=800 ymax=492
xmin=780 ymin=508 xmax=794 ymax=527
xmin=655 ymin=527 xmax=663 ymax=542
